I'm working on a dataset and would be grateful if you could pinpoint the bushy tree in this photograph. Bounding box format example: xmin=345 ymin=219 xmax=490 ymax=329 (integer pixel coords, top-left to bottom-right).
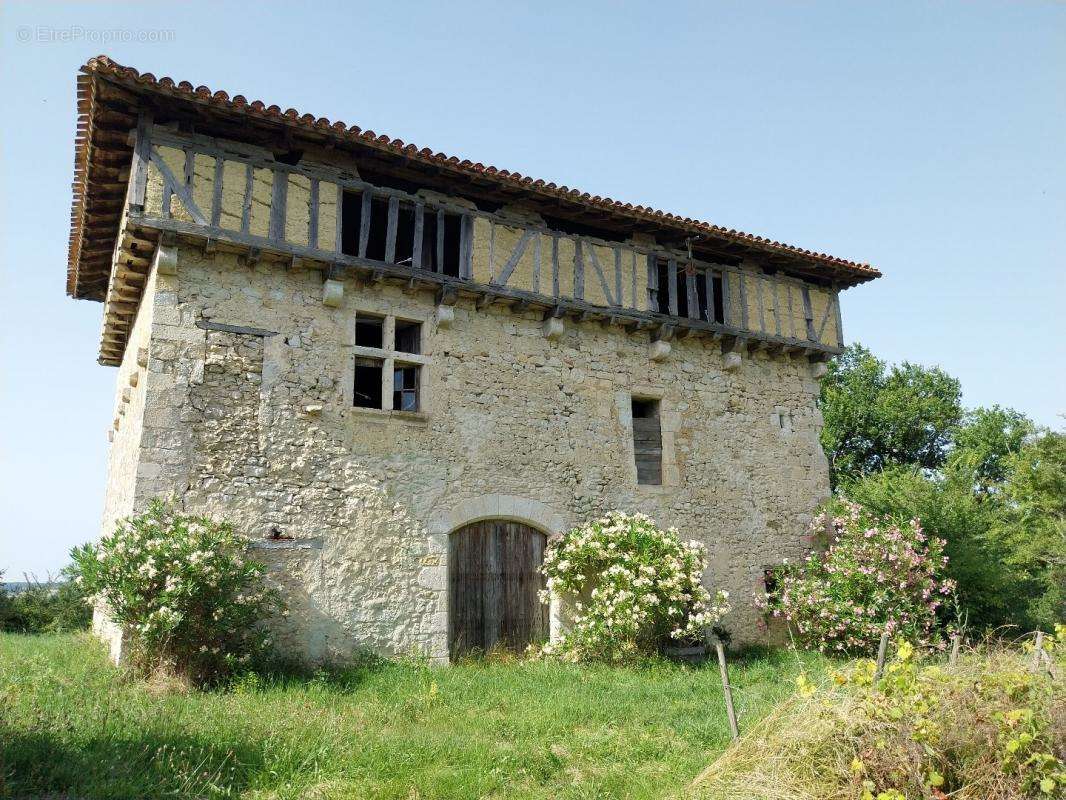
xmin=954 ymin=405 xmax=1034 ymax=491
xmin=71 ymin=501 xmax=282 ymax=683
xmin=759 ymin=500 xmax=956 ymax=654
xmin=0 ymin=572 xmax=92 ymax=633
xmin=1002 ymin=430 xmax=1066 ymax=629
xmin=541 ymin=512 xmax=730 ymax=663
xmin=843 ymin=459 xmax=1016 ymax=630
xmin=820 ymin=344 xmax=963 ymax=488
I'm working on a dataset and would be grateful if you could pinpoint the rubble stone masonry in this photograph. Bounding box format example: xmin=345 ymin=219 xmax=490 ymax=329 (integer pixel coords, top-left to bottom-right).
xmin=100 ymin=243 xmax=831 ymax=663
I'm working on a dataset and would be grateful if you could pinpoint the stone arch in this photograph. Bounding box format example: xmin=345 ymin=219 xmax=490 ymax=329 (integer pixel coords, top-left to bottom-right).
xmin=427 ymin=495 xmax=567 ymax=541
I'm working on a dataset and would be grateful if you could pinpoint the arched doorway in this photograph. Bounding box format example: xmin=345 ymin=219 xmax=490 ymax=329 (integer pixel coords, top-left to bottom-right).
xmin=448 ymin=519 xmax=549 ymax=658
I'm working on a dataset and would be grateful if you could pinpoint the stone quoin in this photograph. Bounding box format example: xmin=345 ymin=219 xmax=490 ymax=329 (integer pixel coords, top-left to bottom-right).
xmin=67 ymin=56 xmax=880 ymax=663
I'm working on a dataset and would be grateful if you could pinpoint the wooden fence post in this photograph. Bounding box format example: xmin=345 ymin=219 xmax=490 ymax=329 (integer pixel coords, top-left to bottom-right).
xmin=949 ymin=633 xmax=961 ymax=668
xmin=874 ymin=631 xmax=890 ymax=682
xmin=1030 ymin=631 xmax=1044 ymax=673
xmin=714 ymin=637 xmax=739 ymax=741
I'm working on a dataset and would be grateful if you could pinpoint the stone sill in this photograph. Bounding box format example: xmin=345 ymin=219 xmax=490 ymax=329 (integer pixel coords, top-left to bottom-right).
xmin=635 ymin=483 xmax=676 ymax=495
xmin=351 ymin=406 xmax=430 ymax=425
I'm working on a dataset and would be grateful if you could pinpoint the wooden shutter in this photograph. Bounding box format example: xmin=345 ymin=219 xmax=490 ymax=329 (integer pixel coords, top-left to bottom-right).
xmin=632 ymin=401 xmax=662 ymax=485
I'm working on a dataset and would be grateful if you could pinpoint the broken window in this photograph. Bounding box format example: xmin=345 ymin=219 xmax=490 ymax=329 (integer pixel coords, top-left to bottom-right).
xmin=653 ymin=259 xmax=725 ymax=323
xmin=353 ymin=312 xmax=427 ymax=413
xmin=339 ymin=187 xmax=463 ymax=275
xmin=631 ymin=397 xmax=662 ymax=486
xmin=354 ymin=313 xmax=384 ymax=349
xmin=393 ymin=364 xmax=420 ymax=411
xmin=353 ymin=357 xmax=383 ymax=409
xmin=395 ymin=319 xmax=422 ymax=355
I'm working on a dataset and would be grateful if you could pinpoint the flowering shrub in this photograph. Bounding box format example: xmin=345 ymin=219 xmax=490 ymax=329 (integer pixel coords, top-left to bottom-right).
xmin=72 ymin=501 xmax=281 ymax=682
xmin=540 ymin=512 xmax=730 ymax=663
xmin=758 ymin=500 xmax=956 ymax=654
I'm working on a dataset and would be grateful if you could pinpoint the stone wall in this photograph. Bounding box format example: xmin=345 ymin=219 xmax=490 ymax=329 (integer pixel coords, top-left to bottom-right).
xmin=102 ymin=243 xmax=831 ymax=662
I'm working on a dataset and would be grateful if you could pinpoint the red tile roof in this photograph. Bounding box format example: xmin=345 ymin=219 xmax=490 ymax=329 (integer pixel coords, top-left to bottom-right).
xmin=68 ymin=55 xmax=880 ymax=300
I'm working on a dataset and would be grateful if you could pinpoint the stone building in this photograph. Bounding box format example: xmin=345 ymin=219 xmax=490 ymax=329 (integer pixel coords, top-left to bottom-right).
xmin=67 ymin=56 xmax=879 ymax=663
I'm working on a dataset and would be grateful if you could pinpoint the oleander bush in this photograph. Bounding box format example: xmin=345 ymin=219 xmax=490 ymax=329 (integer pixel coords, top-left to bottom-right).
xmin=691 ymin=631 xmax=1066 ymax=800
xmin=758 ymin=500 xmax=957 ymax=655
xmin=70 ymin=500 xmax=281 ymax=683
xmin=540 ymin=511 xmax=730 ymax=663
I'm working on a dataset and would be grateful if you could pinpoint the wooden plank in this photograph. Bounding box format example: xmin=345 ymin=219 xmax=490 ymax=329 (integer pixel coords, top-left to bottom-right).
xmin=532 ymin=233 xmax=542 ymax=294
xmin=786 ymin=283 xmax=796 ymax=339
xmin=816 ymin=292 xmax=836 ymax=342
xmin=552 ymin=236 xmax=560 ymax=298
xmin=483 ymin=522 xmax=501 ymax=651
xmin=241 ymin=162 xmax=254 ymax=234
xmin=668 ymin=259 xmax=679 ymax=316
xmin=755 ymin=273 xmax=766 ymax=333
xmin=647 ymin=254 xmax=658 ymax=311
xmin=126 ymin=111 xmax=152 ymax=210
xmin=384 ymin=196 xmax=399 ymax=263
xmin=183 ymin=148 xmax=195 ymax=212
xmin=686 ymin=266 xmax=699 ymax=319
xmin=832 ymin=289 xmax=844 ymax=348
xmin=705 ymin=269 xmax=717 ymax=322
xmin=149 ymin=148 xmax=207 ymax=225
xmin=614 ymin=248 xmax=623 ymax=307
xmin=210 ymin=155 xmax=224 ymax=228
xmin=269 ymin=169 xmax=288 ymax=241
xmin=496 ymin=229 xmax=535 ymax=286
xmin=412 ymin=202 xmax=424 ymax=270
xmin=307 ymin=177 xmax=319 ymax=250
xmin=631 ymin=251 xmax=638 ymax=311
xmin=802 ymin=286 xmax=816 ymax=340
xmin=436 ymin=209 xmax=445 ymax=273
xmin=720 ymin=269 xmax=732 ymax=326
xmin=771 ymin=277 xmax=782 ymax=336
xmin=334 ymin=183 xmax=343 ymax=255
xmin=460 ymin=214 xmax=473 ymax=279
xmin=574 ymin=239 xmax=585 ymax=299
xmin=738 ymin=272 xmax=750 ymax=330
xmin=358 ymin=190 xmax=372 ymax=259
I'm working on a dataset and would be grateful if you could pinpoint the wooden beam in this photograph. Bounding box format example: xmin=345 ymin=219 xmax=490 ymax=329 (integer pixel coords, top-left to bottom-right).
xmin=384 ymin=196 xmax=399 ymax=264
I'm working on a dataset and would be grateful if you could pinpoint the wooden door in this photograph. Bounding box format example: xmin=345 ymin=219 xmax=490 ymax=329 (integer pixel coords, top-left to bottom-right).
xmin=448 ymin=520 xmax=548 ymax=658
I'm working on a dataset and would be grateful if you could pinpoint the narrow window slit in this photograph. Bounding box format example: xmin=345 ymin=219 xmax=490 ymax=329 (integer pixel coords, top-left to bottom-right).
xmin=631 ymin=397 xmax=662 ymax=486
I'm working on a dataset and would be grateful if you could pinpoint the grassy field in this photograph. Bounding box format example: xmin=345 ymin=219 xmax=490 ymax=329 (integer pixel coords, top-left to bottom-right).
xmin=0 ymin=633 xmax=823 ymax=800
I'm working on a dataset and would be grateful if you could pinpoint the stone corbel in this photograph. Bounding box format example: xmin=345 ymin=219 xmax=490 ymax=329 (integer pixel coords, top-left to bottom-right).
xmin=721 ymin=337 xmax=746 ymax=372
xmin=811 ymin=361 xmax=829 ymax=379
xmin=322 ymin=279 xmax=344 ymax=308
xmin=649 ymin=339 xmax=672 ymax=362
xmin=435 ymin=305 xmax=455 ymax=329
xmin=543 ymin=316 xmax=565 ymax=341
xmin=152 ymin=243 xmax=178 ymax=276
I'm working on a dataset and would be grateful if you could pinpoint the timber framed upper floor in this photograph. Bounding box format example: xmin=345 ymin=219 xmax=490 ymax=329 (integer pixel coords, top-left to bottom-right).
xmin=68 ymin=56 xmax=880 ymax=366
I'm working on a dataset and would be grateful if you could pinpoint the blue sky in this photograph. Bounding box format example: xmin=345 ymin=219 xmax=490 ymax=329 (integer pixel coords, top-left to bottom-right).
xmin=1 ymin=1 xmax=1063 ymax=576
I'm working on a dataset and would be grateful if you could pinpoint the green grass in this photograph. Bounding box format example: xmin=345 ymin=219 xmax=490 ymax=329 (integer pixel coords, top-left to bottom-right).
xmin=0 ymin=633 xmax=823 ymax=800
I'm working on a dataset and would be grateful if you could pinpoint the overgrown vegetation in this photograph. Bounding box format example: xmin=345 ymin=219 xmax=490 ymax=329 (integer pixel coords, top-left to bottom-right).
xmin=540 ymin=512 xmax=730 ymax=662
xmin=0 ymin=632 xmax=824 ymax=800
xmin=690 ymin=633 xmax=1065 ymax=800
xmin=0 ymin=570 xmax=91 ymax=634
xmin=820 ymin=344 xmax=1065 ymax=632
xmin=70 ymin=501 xmax=282 ymax=683
xmin=759 ymin=500 xmax=956 ymax=654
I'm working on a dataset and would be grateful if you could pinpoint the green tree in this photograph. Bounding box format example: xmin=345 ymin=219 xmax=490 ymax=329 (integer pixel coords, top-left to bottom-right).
xmin=954 ymin=405 xmax=1034 ymax=491
xmin=1001 ymin=430 xmax=1066 ymax=628
xmin=820 ymin=344 xmax=963 ymax=488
